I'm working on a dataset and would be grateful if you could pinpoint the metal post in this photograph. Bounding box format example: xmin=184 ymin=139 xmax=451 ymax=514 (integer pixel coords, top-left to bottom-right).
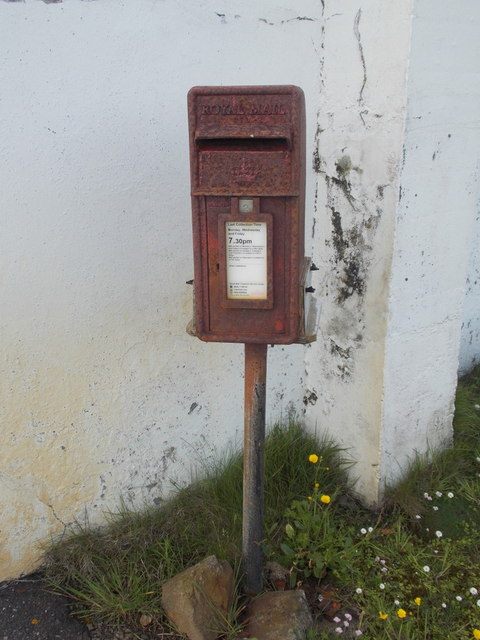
xmin=243 ymin=342 xmax=268 ymax=595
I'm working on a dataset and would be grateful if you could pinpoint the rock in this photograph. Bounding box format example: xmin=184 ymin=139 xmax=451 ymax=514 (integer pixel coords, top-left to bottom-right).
xmin=243 ymin=590 xmax=313 ymax=640
xmin=139 ymin=613 xmax=152 ymax=627
xmin=161 ymin=555 xmax=234 ymax=640
xmin=264 ymin=561 xmax=289 ymax=590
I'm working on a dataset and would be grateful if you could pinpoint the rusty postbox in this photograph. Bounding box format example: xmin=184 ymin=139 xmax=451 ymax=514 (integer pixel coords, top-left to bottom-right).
xmin=187 ymin=85 xmax=315 ymax=345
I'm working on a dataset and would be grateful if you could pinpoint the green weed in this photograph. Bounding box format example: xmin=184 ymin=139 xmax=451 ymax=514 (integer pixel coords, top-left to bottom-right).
xmin=44 ymin=419 xmax=350 ymax=630
xmin=43 ymin=367 xmax=480 ymax=639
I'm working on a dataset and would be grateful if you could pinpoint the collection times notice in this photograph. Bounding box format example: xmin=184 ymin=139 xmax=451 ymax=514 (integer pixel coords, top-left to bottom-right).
xmin=226 ymin=221 xmax=267 ymax=300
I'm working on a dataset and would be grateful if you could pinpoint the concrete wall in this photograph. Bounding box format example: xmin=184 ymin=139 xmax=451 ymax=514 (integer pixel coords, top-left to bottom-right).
xmin=305 ymin=0 xmax=480 ymax=500
xmin=381 ymin=0 xmax=480 ymax=486
xmin=304 ymin=0 xmax=413 ymax=500
xmin=459 ymin=199 xmax=480 ymax=374
xmin=1 ymin=0 xmax=479 ymax=579
xmin=0 ymin=0 xmax=321 ymax=580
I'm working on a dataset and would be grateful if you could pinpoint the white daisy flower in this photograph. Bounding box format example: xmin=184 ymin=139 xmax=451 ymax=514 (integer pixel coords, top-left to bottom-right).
xmin=447 ymin=492 xmax=454 ymax=498
xmin=423 ymin=566 xmax=430 ymax=573
xmin=470 ymin=587 xmax=478 ymax=596
xmin=433 ymin=506 xmax=439 ymax=511
xmin=335 ymin=627 xmax=343 ymax=634
xmin=441 ymin=603 xmax=447 ymax=608
xmin=355 ymin=588 xmax=363 ymax=594
xmin=333 ymin=617 xmax=341 ymax=623
xmin=435 ymin=530 xmax=443 ymax=538
xmin=379 ymin=583 xmax=385 ymax=590
xmin=360 ymin=528 xmax=367 ymax=535
xmin=435 ymin=491 xmax=443 ymax=497
xmin=456 ymin=595 xmax=463 ymax=602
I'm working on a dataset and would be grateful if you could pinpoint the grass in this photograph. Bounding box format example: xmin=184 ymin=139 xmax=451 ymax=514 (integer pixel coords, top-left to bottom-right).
xmin=44 ymin=419 xmax=351 ymax=631
xmin=44 ymin=367 xmax=480 ymax=639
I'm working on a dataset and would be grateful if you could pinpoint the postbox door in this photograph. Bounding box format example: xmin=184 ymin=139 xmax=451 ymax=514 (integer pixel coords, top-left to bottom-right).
xmin=200 ymin=195 xmax=300 ymax=343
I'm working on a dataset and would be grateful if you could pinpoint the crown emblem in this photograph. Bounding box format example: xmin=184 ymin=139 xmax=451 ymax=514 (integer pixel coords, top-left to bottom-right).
xmin=235 ymin=158 xmax=259 ymax=183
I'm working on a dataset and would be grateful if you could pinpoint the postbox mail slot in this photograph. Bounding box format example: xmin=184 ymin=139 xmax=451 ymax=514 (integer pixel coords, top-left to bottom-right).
xmin=197 ymin=138 xmax=289 ymax=153
xmin=195 ymin=123 xmax=291 ymax=143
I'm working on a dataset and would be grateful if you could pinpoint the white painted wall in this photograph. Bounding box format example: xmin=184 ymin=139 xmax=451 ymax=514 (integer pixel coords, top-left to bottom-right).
xmin=304 ymin=0 xmax=413 ymax=501
xmin=459 ymin=200 xmax=480 ymax=374
xmin=1 ymin=0 xmax=479 ymax=579
xmin=305 ymin=0 xmax=480 ymax=501
xmin=381 ymin=0 xmax=480 ymax=487
xmin=0 ymin=0 xmax=321 ymax=580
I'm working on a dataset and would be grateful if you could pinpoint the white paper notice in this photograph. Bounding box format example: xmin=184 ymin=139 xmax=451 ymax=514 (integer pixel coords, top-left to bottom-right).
xmin=226 ymin=221 xmax=267 ymax=300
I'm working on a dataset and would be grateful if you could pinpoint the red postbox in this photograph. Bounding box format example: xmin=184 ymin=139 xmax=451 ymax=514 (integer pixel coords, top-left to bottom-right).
xmin=187 ymin=85 xmax=315 ymax=345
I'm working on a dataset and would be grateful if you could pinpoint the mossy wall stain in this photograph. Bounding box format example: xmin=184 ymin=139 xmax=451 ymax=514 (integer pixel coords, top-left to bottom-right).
xmin=313 ymin=149 xmax=385 ymax=380
xmin=326 ymin=155 xmax=381 ymax=306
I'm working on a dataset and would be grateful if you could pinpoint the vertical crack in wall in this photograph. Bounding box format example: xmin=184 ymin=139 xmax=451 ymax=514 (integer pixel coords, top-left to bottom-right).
xmin=304 ymin=0 xmax=327 ymax=412
xmin=353 ymin=9 xmax=367 ymax=110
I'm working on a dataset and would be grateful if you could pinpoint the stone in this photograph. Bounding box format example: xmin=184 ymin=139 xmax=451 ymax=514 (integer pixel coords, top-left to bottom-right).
xmin=161 ymin=555 xmax=234 ymax=640
xmin=243 ymin=590 xmax=313 ymax=640
xmin=264 ymin=561 xmax=289 ymax=590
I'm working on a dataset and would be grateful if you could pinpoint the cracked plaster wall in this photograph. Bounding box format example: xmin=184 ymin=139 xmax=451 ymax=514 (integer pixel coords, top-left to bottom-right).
xmin=459 ymin=198 xmax=480 ymax=374
xmin=305 ymin=0 xmax=480 ymax=502
xmin=1 ymin=0 xmax=479 ymax=579
xmin=304 ymin=0 xmax=414 ymax=502
xmin=0 ymin=0 xmax=322 ymax=580
xmin=381 ymin=0 xmax=480 ymax=488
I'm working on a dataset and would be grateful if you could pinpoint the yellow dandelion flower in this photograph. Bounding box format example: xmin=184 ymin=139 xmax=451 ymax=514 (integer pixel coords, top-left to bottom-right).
xmin=31 ymin=619 xmax=40 ymax=625
xmin=414 ymin=597 xmax=422 ymax=606
xmin=397 ymin=609 xmax=407 ymax=619
xmin=320 ymin=495 xmax=331 ymax=504
xmin=473 ymin=630 xmax=480 ymax=640
xmin=308 ymin=454 xmax=319 ymax=464
xmin=379 ymin=612 xmax=388 ymax=620
xmin=307 ymin=496 xmax=313 ymax=501
xmin=314 ymin=482 xmax=320 ymax=489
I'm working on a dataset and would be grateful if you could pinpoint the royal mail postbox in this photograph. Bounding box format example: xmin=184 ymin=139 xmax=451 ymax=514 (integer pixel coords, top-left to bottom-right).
xmin=187 ymin=85 xmax=315 ymax=344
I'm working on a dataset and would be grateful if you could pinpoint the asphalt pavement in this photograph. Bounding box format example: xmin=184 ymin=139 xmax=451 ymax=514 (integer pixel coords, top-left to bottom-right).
xmin=0 ymin=575 xmax=89 ymax=640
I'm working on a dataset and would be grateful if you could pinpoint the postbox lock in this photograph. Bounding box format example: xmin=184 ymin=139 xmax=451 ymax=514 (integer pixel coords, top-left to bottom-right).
xmin=305 ymin=286 xmax=316 ymax=294
xmin=238 ymin=198 xmax=254 ymax=213
xmin=186 ymin=279 xmax=194 ymax=285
